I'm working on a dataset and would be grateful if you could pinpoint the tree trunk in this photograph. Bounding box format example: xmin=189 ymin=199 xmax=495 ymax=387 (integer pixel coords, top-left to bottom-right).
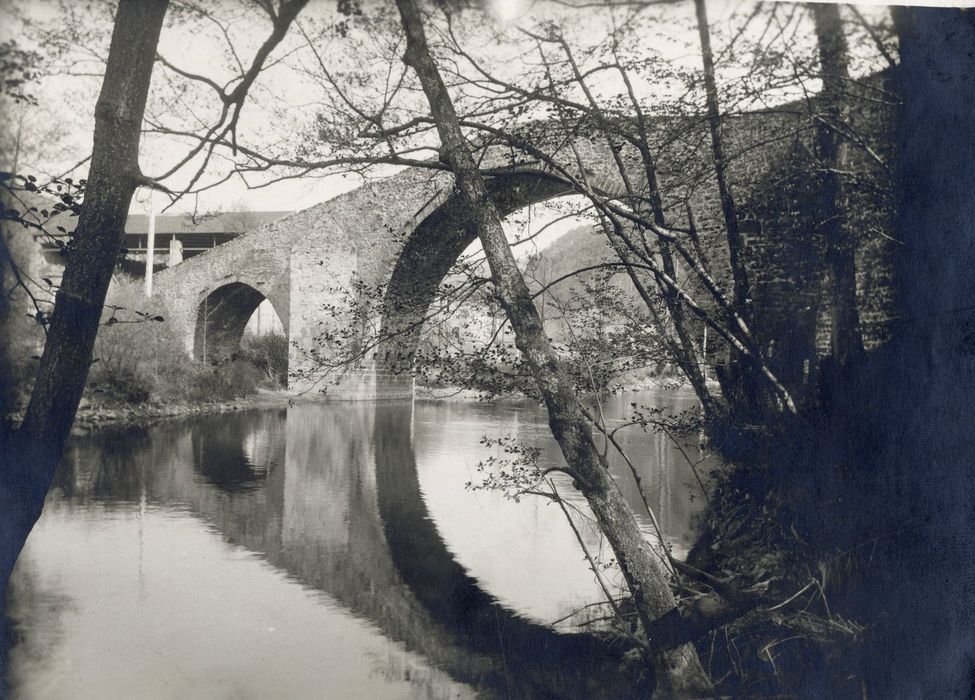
xmin=556 ymin=47 xmax=719 ymax=417
xmin=693 ymin=0 xmax=749 ymax=322
xmin=857 ymin=7 xmax=975 ymax=693
xmin=657 ymin=241 xmax=720 ymax=416
xmin=812 ymin=2 xmax=864 ymax=368
xmin=634 ymin=116 xmax=719 ymax=418
xmin=0 ymin=0 xmax=169 ymax=608
xmin=393 ymin=0 xmax=712 ymax=694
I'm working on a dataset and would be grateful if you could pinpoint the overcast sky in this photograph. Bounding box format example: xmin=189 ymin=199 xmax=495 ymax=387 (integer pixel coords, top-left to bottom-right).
xmin=0 ymin=0 xmax=940 ymax=250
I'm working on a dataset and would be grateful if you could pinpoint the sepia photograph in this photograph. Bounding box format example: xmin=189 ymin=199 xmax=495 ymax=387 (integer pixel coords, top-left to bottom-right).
xmin=1 ymin=0 xmax=973 ymax=697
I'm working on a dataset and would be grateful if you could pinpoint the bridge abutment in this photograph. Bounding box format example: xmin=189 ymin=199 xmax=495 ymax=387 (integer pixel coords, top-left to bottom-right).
xmin=290 ymin=363 xmax=414 ymax=401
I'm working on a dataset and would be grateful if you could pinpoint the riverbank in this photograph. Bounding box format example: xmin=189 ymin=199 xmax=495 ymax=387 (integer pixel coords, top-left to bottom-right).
xmin=414 ymin=374 xmax=709 ymax=401
xmin=676 ymin=415 xmax=904 ymax=698
xmin=3 ymin=388 xmax=299 ymax=435
xmin=78 ymin=390 xmax=299 ymax=432
xmin=71 ymin=378 xmax=692 ymax=428
xmin=4 ymin=372 xmax=705 ymax=433
xmin=684 ymin=476 xmax=861 ymax=697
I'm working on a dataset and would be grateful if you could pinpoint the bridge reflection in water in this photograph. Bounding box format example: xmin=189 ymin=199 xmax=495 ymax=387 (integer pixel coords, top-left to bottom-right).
xmin=7 ymin=394 xmax=711 ymax=699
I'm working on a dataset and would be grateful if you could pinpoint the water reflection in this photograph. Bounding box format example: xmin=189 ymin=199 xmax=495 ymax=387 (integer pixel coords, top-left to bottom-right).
xmin=193 ymin=409 xmax=286 ymax=491
xmin=375 ymin=404 xmax=631 ymax=699
xmin=6 ymin=392 xmax=713 ymax=699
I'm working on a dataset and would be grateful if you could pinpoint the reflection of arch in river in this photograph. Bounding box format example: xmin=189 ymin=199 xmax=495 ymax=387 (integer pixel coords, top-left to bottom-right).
xmin=190 ymin=410 xmax=286 ymax=491
xmin=281 ymin=402 xmax=637 ymax=698
xmin=69 ymin=403 xmax=642 ymax=698
xmin=372 ymin=403 xmax=638 ymax=698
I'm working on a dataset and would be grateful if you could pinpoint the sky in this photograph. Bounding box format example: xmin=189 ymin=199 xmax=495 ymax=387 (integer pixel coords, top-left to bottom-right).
xmin=0 ymin=0 xmax=932 ymax=250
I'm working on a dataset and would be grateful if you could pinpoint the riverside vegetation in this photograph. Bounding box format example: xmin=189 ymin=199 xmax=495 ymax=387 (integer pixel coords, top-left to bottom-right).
xmin=4 ymin=273 xmax=289 ymax=426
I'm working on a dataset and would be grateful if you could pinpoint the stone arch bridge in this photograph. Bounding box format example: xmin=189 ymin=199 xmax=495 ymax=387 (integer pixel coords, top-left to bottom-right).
xmin=153 ymin=104 xmax=892 ymax=400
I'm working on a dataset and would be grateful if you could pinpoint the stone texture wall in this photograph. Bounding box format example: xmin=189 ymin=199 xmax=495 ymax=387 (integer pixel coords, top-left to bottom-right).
xmin=152 ymin=214 xmax=293 ymax=357
xmin=636 ymin=80 xmax=897 ymax=396
xmin=725 ymin=82 xmax=897 ymax=393
xmin=284 ymin=169 xmax=453 ymax=398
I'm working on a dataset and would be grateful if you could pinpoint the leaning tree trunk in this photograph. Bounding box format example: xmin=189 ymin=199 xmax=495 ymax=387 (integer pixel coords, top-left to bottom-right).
xmin=812 ymin=2 xmax=864 ymax=369
xmin=392 ymin=0 xmax=712 ymax=695
xmin=694 ymin=0 xmax=780 ymax=419
xmin=0 ymin=0 xmax=169 ymax=608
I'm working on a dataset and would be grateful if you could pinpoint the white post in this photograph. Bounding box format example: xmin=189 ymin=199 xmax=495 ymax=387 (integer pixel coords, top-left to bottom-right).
xmin=167 ymin=237 xmax=183 ymax=267
xmin=144 ymin=189 xmax=156 ymax=297
xmin=701 ymin=325 xmax=708 ymax=382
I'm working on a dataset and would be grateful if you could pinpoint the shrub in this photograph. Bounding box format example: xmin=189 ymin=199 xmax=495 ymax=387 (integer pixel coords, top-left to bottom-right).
xmin=84 ymin=276 xmax=272 ymax=407
xmin=1 ymin=228 xmax=48 ymax=413
xmin=90 ymin=365 xmax=153 ymax=405
xmin=200 ymin=359 xmax=267 ymax=401
xmin=240 ymin=332 xmax=288 ymax=387
xmin=149 ymin=358 xmax=265 ymax=405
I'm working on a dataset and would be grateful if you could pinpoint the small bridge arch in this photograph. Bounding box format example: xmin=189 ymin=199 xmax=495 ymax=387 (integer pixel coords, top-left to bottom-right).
xmin=194 ymin=281 xmax=287 ymax=365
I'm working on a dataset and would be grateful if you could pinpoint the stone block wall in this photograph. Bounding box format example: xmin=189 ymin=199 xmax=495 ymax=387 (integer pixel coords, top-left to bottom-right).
xmin=152 ymin=218 xmax=292 ymax=358
xmin=641 ymin=80 xmax=898 ymax=395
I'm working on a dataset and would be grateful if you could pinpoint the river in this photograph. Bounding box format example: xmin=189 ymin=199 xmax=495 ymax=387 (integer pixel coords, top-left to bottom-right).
xmin=4 ymin=389 xmax=715 ymax=699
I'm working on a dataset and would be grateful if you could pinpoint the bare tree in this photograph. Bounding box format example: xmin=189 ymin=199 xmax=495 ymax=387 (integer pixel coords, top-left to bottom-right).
xmin=393 ymin=0 xmax=712 ymax=694
xmin=0 ymin=0 xmax=310 ymax=611
xmin=812 ymin=2 xmax=864 ymax=368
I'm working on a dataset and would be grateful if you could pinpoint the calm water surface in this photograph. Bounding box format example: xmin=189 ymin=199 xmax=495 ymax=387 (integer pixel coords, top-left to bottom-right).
xmin=5 ymin=390 xmax=716 ymax=699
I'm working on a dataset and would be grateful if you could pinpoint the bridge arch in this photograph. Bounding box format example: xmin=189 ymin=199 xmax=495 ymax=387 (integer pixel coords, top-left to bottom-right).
xmin=375 ymin=170 xmax=601 ymax=381
xmin=194 ymin=281 xmax=287 ymax=365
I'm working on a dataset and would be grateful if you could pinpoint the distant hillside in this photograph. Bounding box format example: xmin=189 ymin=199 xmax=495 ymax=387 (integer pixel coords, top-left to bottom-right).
xmin=523 ymin=224 xmax=639 ymax=304
xmin=425 ymin=224 xmax=644 ymax=355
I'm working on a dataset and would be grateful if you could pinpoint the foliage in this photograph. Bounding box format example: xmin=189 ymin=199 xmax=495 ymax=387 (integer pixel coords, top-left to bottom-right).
xmin=87 ymin=356 xmax=268 ymax=407
xmin=84 ymin=276 xmax=274 ymax=407
xmin=0 ymin=224 xmax=46 ymax=413
xmin=155 ymin=359 xmax=267 ymax=404
xmin=466 ymin=435 xmax=545 ymax=501
xmin=292 ymin=219 xmax=677 ymax=399
xmin=240 ymin=331 xmax=288 ymax=387
xmin=0 ymin=172 xmax=89 ymax=411
xmin=0 ymin=171 xmax=87 ymax=415
xmin=0 ymin=40 xmax=41 ymax=105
